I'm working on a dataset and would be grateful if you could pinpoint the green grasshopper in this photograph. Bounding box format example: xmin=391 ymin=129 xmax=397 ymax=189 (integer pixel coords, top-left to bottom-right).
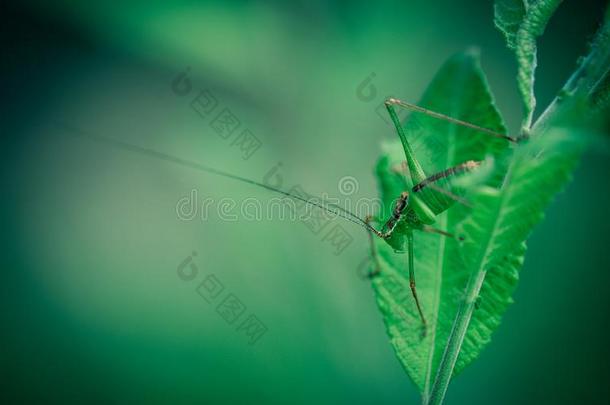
xmin=358 ymin=97 xmax=516 ymax=332
xmin=55 ymin=96 xmax=516 ymax=335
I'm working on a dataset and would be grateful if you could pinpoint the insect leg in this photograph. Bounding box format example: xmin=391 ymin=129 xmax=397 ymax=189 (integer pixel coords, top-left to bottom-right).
xmin=412 ymin=160 xmax=483 ymax=207
xmin=385 ymin=98 xmax=517 ymax=143
xmin=421 ymin=225 xmax=464 ymax=241
xmin=412 ymin=160 xmax=482 ymax=192
xmin=426 ymin=183 xmax=473 ymax=208
xmin=362 ymin=215 xmax=382 ymax=279
xmin=407 ymin=230 xmax=427 ymax=335
xmin=365 ymin=194 xmax=427 ymax=332
xmin=391 ymin=160 xmax=471 ymax=207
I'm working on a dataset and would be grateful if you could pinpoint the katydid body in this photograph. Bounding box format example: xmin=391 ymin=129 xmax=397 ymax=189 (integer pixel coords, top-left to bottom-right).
xmin=53 ymin=98 xmax=515 ymax=335
xmin=363 ymin=98 xmax=515 ymax=333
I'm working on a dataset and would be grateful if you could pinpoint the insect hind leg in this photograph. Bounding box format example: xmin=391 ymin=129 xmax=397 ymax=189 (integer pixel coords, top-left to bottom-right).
xmin=412 ymin=160 xmax=482 ymax=193
xmin=385 ymin=98 xmax=517 ymax=143
xmin=366 ymin=217 xmax=428 ymax=336
xmin=421 ymin=225 xmax=464 ymax=241
xmin=411 ymin=160 xmax=483 ymax=208
xmin=406 ymin=231 xmax=427 ymax=337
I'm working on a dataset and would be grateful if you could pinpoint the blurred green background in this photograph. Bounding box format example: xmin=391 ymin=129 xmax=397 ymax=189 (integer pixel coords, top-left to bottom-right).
xmin=2 ymin=1 xmax=609 ymax=403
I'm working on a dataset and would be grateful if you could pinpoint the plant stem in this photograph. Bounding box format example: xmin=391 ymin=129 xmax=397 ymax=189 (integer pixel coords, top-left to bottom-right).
xmin=425 ymin=18 xmax=610 ymax=405
xmin=534 ymin=20 xmax=610 ymax=134
xmin=426 ymin=269 xmax=487 ymax=405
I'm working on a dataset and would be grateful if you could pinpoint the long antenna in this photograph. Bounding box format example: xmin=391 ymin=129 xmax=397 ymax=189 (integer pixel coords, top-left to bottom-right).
xmin=48 ymin=121 xmax=378 ymax=233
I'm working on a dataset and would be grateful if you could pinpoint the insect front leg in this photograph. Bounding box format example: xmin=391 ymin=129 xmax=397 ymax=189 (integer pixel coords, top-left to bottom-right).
xmin=378 ymin=193 xmax=428 ymax=334
xmin=366 ymin=190 xmax=411 ymax=240
xmin=366 ymin=191 xmax=428 ymax=334
xmin=406 ymin=230 xmax=427 ymax=336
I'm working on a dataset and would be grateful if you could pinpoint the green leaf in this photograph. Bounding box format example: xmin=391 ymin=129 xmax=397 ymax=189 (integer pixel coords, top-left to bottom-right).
xmin=370 ymin=5 xmax=607 ymax=404
xmin=427 ymin=126 xmax=585 ymax=404
xmin=494 ymin=0 xmax=563 ymax=130
xmin=591 ymin=70 xmax=610 ymax=114
xmin=533 ymin=7 xmax=610 ymax=133
xmin=371 ymin=8 xmax=608 ymax=400
xmin=369 ymin=50 xmax=509 ymax=396
xmin=427 ymin=12 xmax=610 ymax=403
xmin=456 ymin=130 xmax=583 ymax=372
xmin=575 ymin=11 xmax=610 ymax=125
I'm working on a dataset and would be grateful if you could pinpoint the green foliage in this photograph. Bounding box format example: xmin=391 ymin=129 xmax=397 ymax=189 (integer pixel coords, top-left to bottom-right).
xmin=494 ymin=0 xmax=563 ymax=130
xmin=370 ymin=2 xmax=610 ymax=404
xmin=459 ymin=128 xmax=584 ymax=346
xmin=578 ymin=8 xmax=610 ymax=124
xmin=370 ymin=50 xmax=509 ymax=396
